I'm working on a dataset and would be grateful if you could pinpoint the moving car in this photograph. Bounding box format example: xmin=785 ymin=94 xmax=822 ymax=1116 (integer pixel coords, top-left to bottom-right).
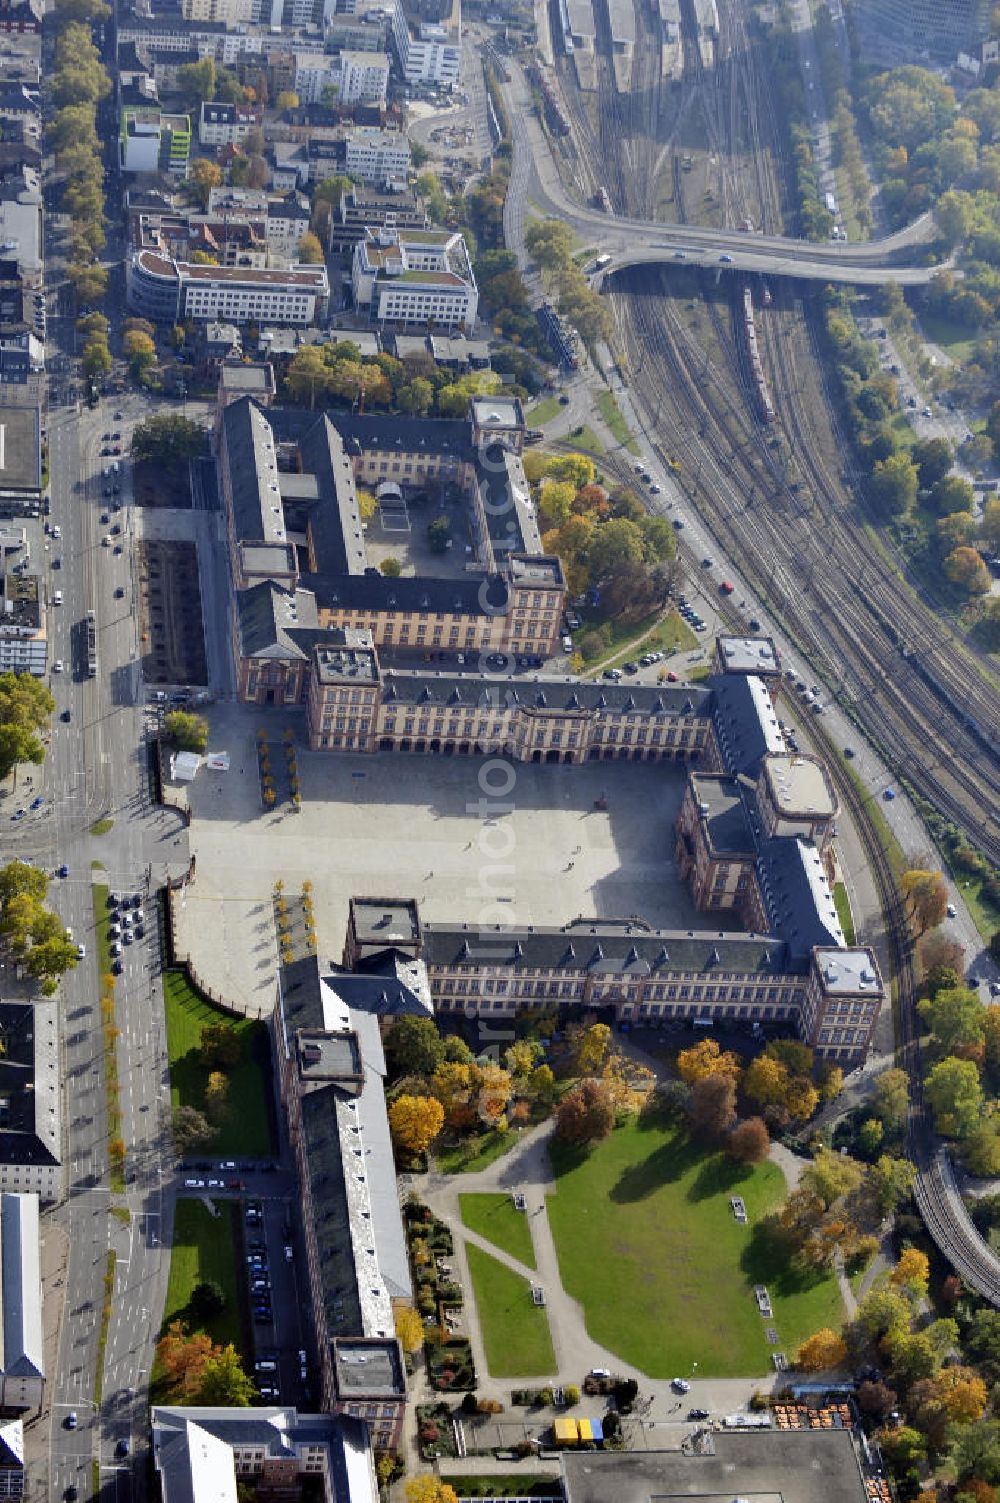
xmin=671 ymin=1377 xmax=691 ymax=1393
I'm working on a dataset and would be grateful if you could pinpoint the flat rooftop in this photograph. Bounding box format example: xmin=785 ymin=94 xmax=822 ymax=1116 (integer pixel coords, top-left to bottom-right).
xmin=351 ymin=898 xmax=421 ymax=949
xmin=561 ymin=1430 xmax=869 ymax=1503
xmin=718 ymin=634 xmax=780 ymax=675
xmin=764 ymin=753 xmax=837 ymax=819
xmin=332 ymin=1339 xmax=404 ymax=1396
xmin=815 ymin=946 xmax=882 ymax=996
xmin=314 ymin=636 xmax=379 ymax=685
xmin=0 ymin=405 xmax=39 ymax=493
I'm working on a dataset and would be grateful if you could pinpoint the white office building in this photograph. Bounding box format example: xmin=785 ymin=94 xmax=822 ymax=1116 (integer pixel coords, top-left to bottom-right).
xmin=344 ymin=128 xmax=410 ymax=182
xmin=352 ymin=226 xmax=477 ymax=329
xmin=391 ymin=0 xmax=460 ymax=84
xmin=129 ymin=250 xmax=330 ymax=326
xmin=338 ymin=50 xmax=391 ymax=103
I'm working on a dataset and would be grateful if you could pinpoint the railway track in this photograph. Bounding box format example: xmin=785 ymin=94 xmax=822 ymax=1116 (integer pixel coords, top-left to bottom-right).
xmin=541 ymin=0 xmax=1000 ymax=1304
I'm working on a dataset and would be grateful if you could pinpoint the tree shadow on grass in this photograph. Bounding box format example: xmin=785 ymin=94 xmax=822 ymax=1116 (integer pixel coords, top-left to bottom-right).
xmin=609 ymin=1131 xmax=701 ymax=1203
xmin=740 ymin=1216 xmax=828 ymax=1298
xmin=687 ymin=1152 xmax=754 ymax=1202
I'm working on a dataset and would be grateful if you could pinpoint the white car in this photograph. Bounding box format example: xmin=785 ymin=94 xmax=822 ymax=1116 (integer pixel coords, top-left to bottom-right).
xmin=52 ymin=660 xmax=63 ymax=673
xmin=671 ymin=1377 xmax=691 ymax=1393
xmin=52 ymin=525 xmax=61 ymax=538
xmin=76 ymin=943 xmax=86 ymax=960
xmin=946 ymin=903 xmax=957 ymax=918
xmin=52 ymin=590 xmax=63 ymax=606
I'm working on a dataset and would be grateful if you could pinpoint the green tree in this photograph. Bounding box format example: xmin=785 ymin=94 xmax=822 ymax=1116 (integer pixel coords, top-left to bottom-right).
xmin=176 ymin=56 xmax=216 ymax=107
xmin=872 ymin=1067 xmax=909 ymax=1134
xmin=427 ymin=516 xmax=452 ymax=553
xmin=191 ymin=1344 xmax=256 ymax=1406
xmin=912 ymin=436 xmax=954 ymax=489
xmin=802 ymin=1147 xmax=865 ymax=1208
xmin=132 ymin=415 xmax=206 ymax=465
xmin=0 ymin=674 xmax=54 ymax=782
xmin=935 ymin=189 xmax=975 ymax=246
xmin=188 ymin=157 xmax=222 ymax=210
xmin=866 ymin=1154 xmax=916 ymax=1215
xmin=385 ymin=1016 xmax=444 ymax=1078
xmin=950 ymin=1419 xmax=1000 ymax=1485
xmin=285 ymin=346 xmax=330 ymax=407
xmin=925 ymin=1055 xmax=984 ymax=1137
xmin=380 ymin=558 xmax=402 ymax=577
xmin=297 ymin=231 xmax=324 ymax=265
xmin=163 ymin=711 xmax=209 ymax=754
xmin=931 ymin=474 xmax=976 ymax=515
xmin=172 ymin=1104 xmax=213 ymax=1152
xmin=0 ymin=861 xmax=48 ymax=906
xmin=918 ymin=985 xmax=985 ymax=1052
xmin=944 ymin=544 xmax=992 ymax=594
xmin=397 ymin=377 xmax=434 ymax=415
xmin=190 ymin=1280 xmax=226 ymax=1319
xmin=81 ymin=333 xmax=112 ymax=382
xmin=587 ymin=517 xmax=645 ymax=580
xmin=870 ymin=451 xmax=918 ymax=514
xmin=199 ymin=1022 xmax=242 ymax=1069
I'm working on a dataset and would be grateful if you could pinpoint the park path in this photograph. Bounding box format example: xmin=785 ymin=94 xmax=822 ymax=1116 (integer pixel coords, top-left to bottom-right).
xmin=420 ymin=1119 xmax=645 ymax=1390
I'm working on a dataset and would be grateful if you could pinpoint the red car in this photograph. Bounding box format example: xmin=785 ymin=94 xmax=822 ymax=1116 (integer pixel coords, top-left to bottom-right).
xmin=666 ymin=670 xmax=679 ymax=682
xmin=719 ymin=579 xmax=735 ymax=594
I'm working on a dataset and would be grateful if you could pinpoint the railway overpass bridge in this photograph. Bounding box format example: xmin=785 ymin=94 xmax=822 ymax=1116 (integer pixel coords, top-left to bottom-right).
xmin=501 ymin=57 xmax=945 ymax=288
xmin=592 ymin=240 xmax=948 ymax=286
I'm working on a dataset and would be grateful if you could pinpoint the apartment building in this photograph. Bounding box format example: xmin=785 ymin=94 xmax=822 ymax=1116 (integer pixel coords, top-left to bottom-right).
xmin=120 ymin=108 xmax=191 ymax=174
xmin=352 ymin=227 xmax=477 ymax=330
xmin=198 ymin=99 xmax=260 ymax=147
xmin=0 ymin=1422 xmax=23 ymax=1499
xmin=292 ymin=50 xmax=342 ymax=103
xmin=0 ymin=573 xmax=45 ymax=675
xmin=181 ymin=0 xmax=253 ymax=21
xmin=344 ymin=127 xmax=410 ymax=182
xmin=390 ymin=0 xmax=460 ymax=84
xmin=128 ymin=250 xmax=329 ymax=325
xmin=338 ymin=49 xmax=391 ymax=103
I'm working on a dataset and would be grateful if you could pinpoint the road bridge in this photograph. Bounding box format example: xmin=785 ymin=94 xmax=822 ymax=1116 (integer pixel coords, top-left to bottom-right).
xmin=501 ymin=57 xmax=945 ymax=287
xmin=594 ymin=242 xmax=946 ymax=286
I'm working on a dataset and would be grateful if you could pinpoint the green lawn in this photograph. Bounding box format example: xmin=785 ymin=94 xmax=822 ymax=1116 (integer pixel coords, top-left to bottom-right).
xmin=161 ymin=1198 xmax=244 ymax=1350
xmin=546 ymin=1119 xmax=842 ymax=1377
xmin=460 ymin=1193 xmax=536 ymax=1269
xmin=918 ymin=311 xmax=980 ymax=365
xmin=833 ymin=882 xmax=856 ymax=945
xmin=596 ymin=390 xmax=639 ymax=453
xmin=566 ymin=424 xmax=605 ymax=455
xmin=582 ymin=608 xmax=698 ymax=675
xmin=435 ymin=1128 xmax=525 ymax=1174
xmin=465 ymin=1245 xmax=556 ymax=1377
xmin=163 ymin=970 xmax=276 ymax=1157
xmin=526 ymin=396 xmax=563 ymax=425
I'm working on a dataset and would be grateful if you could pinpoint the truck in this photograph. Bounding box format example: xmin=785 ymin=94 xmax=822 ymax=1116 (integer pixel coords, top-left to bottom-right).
xmin=85 ymin=609 xmax=97 ymax=678
xmin=824 ymin=190 xmax=838 ymax=215
xmin=594 ymin=253 xmax=612 ymax=270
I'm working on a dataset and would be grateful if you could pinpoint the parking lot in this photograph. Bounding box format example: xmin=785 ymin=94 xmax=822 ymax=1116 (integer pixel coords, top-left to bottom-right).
xmin=173 ymin=1171 xmax=312 ymax=1406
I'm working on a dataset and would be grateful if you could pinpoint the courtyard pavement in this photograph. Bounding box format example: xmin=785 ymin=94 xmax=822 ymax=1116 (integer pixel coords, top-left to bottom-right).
xmin=173 ymin=703 xmax=703 ymax=1016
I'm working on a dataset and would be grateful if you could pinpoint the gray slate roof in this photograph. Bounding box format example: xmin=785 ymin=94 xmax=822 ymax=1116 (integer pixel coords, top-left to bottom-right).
xmin=0 ymin=1194 xmax=41 ymax=1380
xmin=421 ymin=917 xmax=788 ymax=977
xmin=0 ymin=1002 xmax=60 ymax=1170
xmin=380 ymin=671 xmax=712 ymax=716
